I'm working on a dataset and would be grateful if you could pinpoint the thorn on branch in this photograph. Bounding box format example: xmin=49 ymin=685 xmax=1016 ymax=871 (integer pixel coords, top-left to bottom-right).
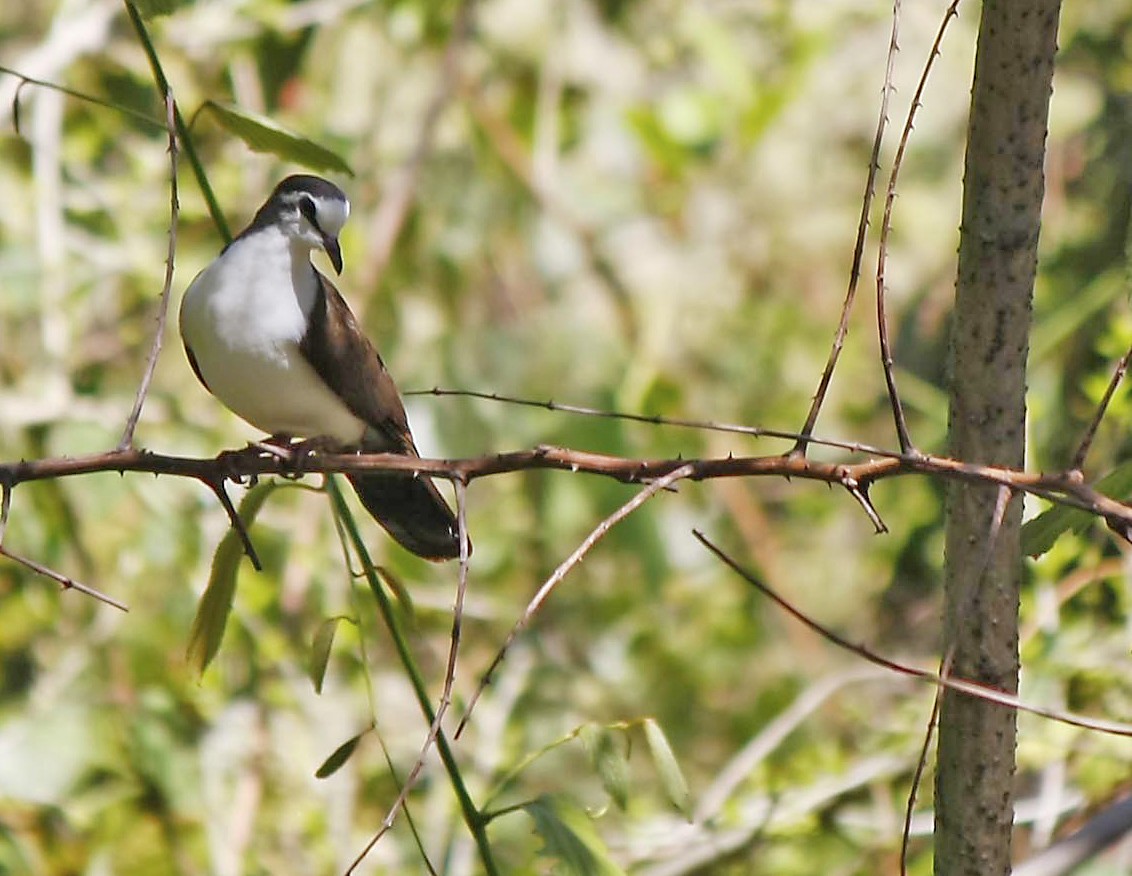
xmin=1105 ymin=517 xmax=1132 ymax=546
xmin=203 ymin=477 xmax=263 ymax=572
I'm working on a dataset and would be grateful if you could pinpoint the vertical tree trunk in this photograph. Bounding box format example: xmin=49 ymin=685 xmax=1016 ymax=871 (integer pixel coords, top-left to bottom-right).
xmin=935 ymin=2 xmax=1062 ymax=875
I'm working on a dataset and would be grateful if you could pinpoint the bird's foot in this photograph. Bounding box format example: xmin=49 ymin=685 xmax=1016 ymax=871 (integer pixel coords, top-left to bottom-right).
xmin=256 ymin=435 xmax=342 ymax=479
xmin=215 ymin=444 xmax=265 ymax=486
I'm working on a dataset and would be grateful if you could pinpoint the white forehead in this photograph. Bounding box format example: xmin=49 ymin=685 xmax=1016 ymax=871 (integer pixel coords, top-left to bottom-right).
xmin=314 ymin=195 xmax=350 ymax=236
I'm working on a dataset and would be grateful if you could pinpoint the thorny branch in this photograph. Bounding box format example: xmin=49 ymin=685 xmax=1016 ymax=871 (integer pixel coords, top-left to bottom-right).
xmin=876 ymin=0 xmax=963 ymax=456
xmin=792 ymin=0 xmax=904 ymax=456
xmin=4 ymin=441 xmax=1132 ymax=538
xmin=119 ymin=89 xmax=179 ymax=450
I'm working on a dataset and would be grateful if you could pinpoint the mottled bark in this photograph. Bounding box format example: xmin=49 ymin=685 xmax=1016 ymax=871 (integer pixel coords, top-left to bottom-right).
xmin=935 ymin=1 xmax=1062 ymax=875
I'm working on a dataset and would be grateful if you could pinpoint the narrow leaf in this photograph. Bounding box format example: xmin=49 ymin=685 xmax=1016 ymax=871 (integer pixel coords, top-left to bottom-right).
xmin=524 ymin=796 xmax=625 ymax=876
xmin=642 ymin=718 xmax=692 ymax=819
xmin=309 ymin=617 xmax=343 ymax=694
xmin=1021 ymin=461 xmax=1132 ymax=557
xmin=186 ymin=483 xmax=278 ymax=674
xmin=200 ymin=101 xmax=354 ymax=176
xmin=315 ymin=730 xmax=365 ymax=779
xmin=580 ymin=724 xmax=630 ymax=811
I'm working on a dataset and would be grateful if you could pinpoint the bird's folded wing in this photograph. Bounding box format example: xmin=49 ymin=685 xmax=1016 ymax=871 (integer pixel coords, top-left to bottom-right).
xmin=298 ymin=272 xmax=418 ymax=456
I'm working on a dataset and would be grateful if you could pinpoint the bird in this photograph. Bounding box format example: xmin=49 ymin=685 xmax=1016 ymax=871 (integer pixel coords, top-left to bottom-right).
xmin=179 ymin=174 xmax=464 ymax=561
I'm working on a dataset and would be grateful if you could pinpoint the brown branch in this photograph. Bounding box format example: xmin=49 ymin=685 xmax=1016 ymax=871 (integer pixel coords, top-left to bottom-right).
xmin=792 ymin=0 xmax=904 ymax=456
xmin=0 ymin=545 xmax=128 ymax=611
xmin=695 ymin=530 xmax=1132 ymax=738
xmin=202 ymin=475 xmax=263 ymax=571
xmin=876 ymin=0 xmax=963 ymax=456
xmin=4 ymin=444 xmax=1132 ymax=540
xmin=119 ymin=88 xmax=179 ymax=450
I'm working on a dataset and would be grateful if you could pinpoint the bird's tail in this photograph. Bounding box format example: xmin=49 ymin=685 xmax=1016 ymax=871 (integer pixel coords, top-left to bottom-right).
xmin=347 ymin=471 xmax=465 ymax=561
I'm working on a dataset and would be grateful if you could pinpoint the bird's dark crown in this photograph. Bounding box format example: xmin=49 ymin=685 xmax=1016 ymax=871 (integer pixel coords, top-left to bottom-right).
xmin=234 ymin=174 xmax=349 ymax=247
xmin=270 ymin=174 xmax=347 ymax=206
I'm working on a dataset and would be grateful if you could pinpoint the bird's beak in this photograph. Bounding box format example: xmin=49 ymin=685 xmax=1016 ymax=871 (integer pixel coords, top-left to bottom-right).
xmin=322 ymin=233 xmax=344 ymax=275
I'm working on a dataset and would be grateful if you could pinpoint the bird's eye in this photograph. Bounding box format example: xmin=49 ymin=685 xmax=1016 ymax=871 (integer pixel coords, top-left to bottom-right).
xmin=298 ymin=196 xmax=321 ymax=231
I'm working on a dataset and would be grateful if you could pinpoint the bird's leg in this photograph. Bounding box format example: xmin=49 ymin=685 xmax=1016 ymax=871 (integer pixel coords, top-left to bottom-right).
xmin=268 ymin=435 xmax=343 ymax=480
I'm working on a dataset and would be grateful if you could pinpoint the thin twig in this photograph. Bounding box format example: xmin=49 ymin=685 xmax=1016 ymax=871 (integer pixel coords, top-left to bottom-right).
xmin=0 ymin=63 xmax=164 ymax=130
xmin=411 ymin=386 xmax=894 ymax=454
xmin=202 ymin=477 xmax=262 ymax=571
xmin=0 ymin=477 xmax=125 ymax=610
xmin=348 ymin=476 xmax=474 ymax=872
xmin=876 ymin=0 xmax=962 ymax=456
xmin=119 ymin=89 xmax=179 ymax=449
xmin=695 ymin=531 xmax=1132 ymax=737
xmin=0 ymin=545 xmax=128 ymax=611
xmin=456 ymin=464 xmax=694 ymax=737
xmin=792 ymin=0 xmax=903 ymax=456
xmin=1072 ymin=343 xmax=1132 ymax=473
xmin=330 ymin=476 xmax=498 ymax=876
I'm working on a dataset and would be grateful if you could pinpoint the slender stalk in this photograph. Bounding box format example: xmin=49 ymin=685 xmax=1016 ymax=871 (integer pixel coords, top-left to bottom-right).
xmin=327 ymin=478 xmax=498 ymax=876
xmin=122 ymin=0 xmax=231 ymax=242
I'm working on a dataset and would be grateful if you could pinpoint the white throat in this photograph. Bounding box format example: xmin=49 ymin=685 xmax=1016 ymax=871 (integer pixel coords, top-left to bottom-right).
xmin=179 ymin=224 xmax=367 ymax=443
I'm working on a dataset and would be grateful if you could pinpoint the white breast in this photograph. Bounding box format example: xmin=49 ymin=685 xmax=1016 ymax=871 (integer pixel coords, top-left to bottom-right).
xmin=179 ymin=228 xmax=367 ymax=444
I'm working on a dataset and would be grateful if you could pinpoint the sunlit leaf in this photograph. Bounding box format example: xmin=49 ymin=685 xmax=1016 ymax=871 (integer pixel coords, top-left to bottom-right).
xmin=525 ymin=796 xmax=625 ymax=876
xmin=642 ymin=718 xmax=692 ymax=819
xmin=309 ymin=616 xmax=344 ymax=694
xmin=200 ymin=101 xmax=354 ymax=176
xmin=186 ymin=483 xmax=278 ymax=674
xmin=315 ymin=730 xmax=366 ymax=779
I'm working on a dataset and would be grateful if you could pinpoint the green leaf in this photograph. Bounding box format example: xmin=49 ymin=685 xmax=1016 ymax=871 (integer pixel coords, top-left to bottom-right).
xmin=524 ymin=796 xmax=625 ymax=876
xmin=1021 ymin=461 xmax=1132 ymax=557
xmin=186 ymin=482 xmax=278 ymax=674
xmin=309 ymin=617 xmax=344 ymax=694
xmin=199 ymin=101 xmax=354 ymax=176
xmin=580 ymin=724 xmax=629 ymax=811
xmin=315 ymin=730 xmax=366 ymax=779
xmin=642 ymin=718 xmax=692 ymax=819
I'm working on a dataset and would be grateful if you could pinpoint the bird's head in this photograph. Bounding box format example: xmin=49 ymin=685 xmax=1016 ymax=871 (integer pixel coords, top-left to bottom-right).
xmin=263 ymin=174 xmax=350 ymax=274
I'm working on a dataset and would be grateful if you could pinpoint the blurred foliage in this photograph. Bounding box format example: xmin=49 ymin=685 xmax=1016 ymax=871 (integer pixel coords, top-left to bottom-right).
xmin=0 ymin=0 xmax=1130 ymax=874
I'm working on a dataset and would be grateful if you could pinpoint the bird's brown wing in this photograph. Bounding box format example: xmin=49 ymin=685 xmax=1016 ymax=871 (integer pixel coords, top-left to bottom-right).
xmin=298 ymin=272 xmax=417 ymax=455
xmin=298 ymin=272 xmax=462 ymax=561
